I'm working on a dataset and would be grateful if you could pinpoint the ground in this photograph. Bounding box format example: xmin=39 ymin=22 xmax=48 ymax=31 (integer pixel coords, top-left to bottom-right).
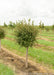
xmin=0 ymin=47 xmax=54 ymax=75
xmin=0 ymin=29 xmax=54 ymax=75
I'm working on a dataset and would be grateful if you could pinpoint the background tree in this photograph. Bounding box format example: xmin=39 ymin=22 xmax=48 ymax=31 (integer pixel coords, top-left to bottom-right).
xmin=52 ymin=24 xmax=54 ymax=31
xmin=45 ymin=26 xmax=50 ymax=31
xmin=8 ymin=21 xmax=16 ymax=30
xmin=12 ymin=22 xmax=16 ymax=28
xmin=4 ymin=22 xmax=7 ymax=27
xmin=41 ymin=23 xmax=44 ymax=29
xmin=0 ymin=27 xmax=5 ymax=50
xmin=39 ymin=21 xmax=42 ymax=28
xmin=14 ymin=19 xmax=38 ymax=68
xmin=9 ymin=21 xmax=13 ymax=27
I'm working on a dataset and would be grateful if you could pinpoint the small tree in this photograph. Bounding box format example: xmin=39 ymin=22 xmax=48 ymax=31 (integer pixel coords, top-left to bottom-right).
xmin=4 ymin=22 xmax=7 ymax=27
xmin=41 ymin=23 xmax=44 ymax=29
xmin=15 ymin=19 xmax=38 ymax=68
xmin=39 ymin=21 xmax=42 ymax=28
xmin=52 ymin=24 xmax=54 ymax=31
xmin=0 ymin=27 xmax=5 ymax=50
xmin=45 ymin=26 xmax=50 ymax=32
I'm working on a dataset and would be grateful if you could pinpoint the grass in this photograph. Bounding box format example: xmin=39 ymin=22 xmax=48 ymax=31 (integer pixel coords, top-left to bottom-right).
xmin=1 ymin=39 xmax=54 ymax=69
xmin=0 ymin=63 xmax=14 ymax=75
xmin=39 ymin=30 xmax=54 ymax=37
xmin=40 ymin=34 xmax=54 ymax=37
xmin=47 ymin=37 xmax=54 ymax=40
xmin=5 ymin=29 xmax=14 ymax=35
xmin=37 ymin=39 xmax=54 ymax=47
xmin=5 ymin=34 xmax=16 ymax=39
xmin=2 ymin=29 xmax=54 ymax=69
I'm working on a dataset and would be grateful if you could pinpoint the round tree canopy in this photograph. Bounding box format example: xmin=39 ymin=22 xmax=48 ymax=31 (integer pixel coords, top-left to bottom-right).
xmin=15 ymin=20 xmax=38 ymax=48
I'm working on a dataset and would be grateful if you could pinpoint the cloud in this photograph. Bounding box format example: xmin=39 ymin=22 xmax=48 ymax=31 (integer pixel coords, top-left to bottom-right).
xmin=0 ymin=0 xmax=54 ymax=25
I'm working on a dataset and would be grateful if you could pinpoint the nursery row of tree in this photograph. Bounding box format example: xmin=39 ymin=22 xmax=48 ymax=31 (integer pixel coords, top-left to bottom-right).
xmin=2 ymin=20 xmax=54 ymax=31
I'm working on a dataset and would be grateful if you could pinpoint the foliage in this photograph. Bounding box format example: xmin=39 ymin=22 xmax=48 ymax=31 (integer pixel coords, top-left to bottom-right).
xmin=8 ymin=21 xmax=13 ymax=27
xmin=12 ymin=22 xmax=16 ymax=28
xmin=52 ymin=24 xmax=54 ymax=30
xmin=45 ymin=26 xmax=50 ymax=31
xmin=41 ymin=23 xmax=44 ymax=29
xmin=8 ymin=21 xmax=16 ymax=29
xmin=39 ymin=21 xmax=44 ymax=29
xmin=4 ymin=22 xmax=7 ymax=27
xmin=15 ymin=19 xmax=38 ymax=48
xmin=0 ymin=27 xmax=5 ymax=39
xmin=39 ymin=21 xmax=42 ymax=28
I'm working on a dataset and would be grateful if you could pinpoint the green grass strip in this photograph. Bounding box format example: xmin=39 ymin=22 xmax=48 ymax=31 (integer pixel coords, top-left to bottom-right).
xmin=5 ymin=34 xmax=16 ymax=39
xmin=37 ymin=39 xmax=54 ymax=46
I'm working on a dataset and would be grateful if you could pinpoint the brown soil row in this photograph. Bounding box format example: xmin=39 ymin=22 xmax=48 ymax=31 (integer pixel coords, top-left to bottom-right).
xmin=37 ymin=37 xmax=54 ymax=42
xmin=5 ymin=37 xmax=15 ymax=41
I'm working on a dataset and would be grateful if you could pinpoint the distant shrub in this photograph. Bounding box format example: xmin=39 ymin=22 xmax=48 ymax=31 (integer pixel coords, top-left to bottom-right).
xmin=4 ymin=22 xmax=7 ymax=27
xmin=39 ymin=21 xmax=44 ymax=29
xmin=45 ymin=27 xmax=50 ymax=31
xmin=52 ymin=25 xmax=54 ymax=31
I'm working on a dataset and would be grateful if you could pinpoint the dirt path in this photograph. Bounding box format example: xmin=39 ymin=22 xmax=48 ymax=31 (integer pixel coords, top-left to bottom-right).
xmin=0 ymin=47 xmax=54 ymax=75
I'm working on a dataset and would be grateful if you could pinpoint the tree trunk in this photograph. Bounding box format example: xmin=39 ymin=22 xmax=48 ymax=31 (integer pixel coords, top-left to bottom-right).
xmin=0 ymin=39 xmax=1 ymax=50
xmin=26 ymin=47 xmax=28 ymax=68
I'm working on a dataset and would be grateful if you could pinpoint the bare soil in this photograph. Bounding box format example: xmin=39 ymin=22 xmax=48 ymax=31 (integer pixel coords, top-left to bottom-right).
xmin=0 ymin=47 xmax=54 ymax=75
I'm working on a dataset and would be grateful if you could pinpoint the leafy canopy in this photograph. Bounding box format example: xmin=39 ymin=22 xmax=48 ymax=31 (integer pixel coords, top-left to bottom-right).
xmin=0 ymin=27 xmax=5 ymax=39
xmin=15 ymin=19 xmax=38 ymax=48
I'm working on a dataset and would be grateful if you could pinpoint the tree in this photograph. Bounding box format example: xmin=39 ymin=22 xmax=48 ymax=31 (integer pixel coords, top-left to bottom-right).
xmin=4 ymin=22 xmax=7 ymax=27
xmin=41 ymin=23 xmax=44 ymax=29
xmin=45 ymin=26 xmax=49 ymax=31
xmin=52 ymin=24 xmax=54 ymax=31
xmin=14 ymin=19 xmax=38 ymax=68
xmin=39 ymin=21 xmax=42 ymax=28
xmin=12 ymin=22 xmax=16 ymax=28
xmin=0 ymin=27 xmax=5 ymax=50
xmin=39 ymin=21 xmax=44 ymax=29
xmin=9 ymin=21 xmax=13 ymax=28
xmin=8 ymin=21 xmax=16 ymax=29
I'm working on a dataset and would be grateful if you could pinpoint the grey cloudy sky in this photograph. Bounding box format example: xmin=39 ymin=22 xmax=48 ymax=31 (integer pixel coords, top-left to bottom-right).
xmin=0 ymin=0 xmax=54 ymax=25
